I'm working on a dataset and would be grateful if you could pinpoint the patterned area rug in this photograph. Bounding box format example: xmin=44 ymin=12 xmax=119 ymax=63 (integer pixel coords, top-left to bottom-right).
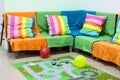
xmin=13 ymin=55 xmax=119 ymax=80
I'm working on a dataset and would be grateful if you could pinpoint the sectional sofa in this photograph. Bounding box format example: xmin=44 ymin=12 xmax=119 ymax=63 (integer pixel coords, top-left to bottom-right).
xmin=1 ymin=10 xmax=120 ymax=66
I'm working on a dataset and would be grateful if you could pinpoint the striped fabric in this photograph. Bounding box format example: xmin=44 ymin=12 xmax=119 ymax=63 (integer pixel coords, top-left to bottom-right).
xmin=110 ymin=18 xmax=120 ymax=44
xmin=46 ymin=15 xmax=70 ymax=36
xmin=80 ymin=14 xmax=106 ymax=38
xmin=7 ymin=15 xmax=35 ymax=39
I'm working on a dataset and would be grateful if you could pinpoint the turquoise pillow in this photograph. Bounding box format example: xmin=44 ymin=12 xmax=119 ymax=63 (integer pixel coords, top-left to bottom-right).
xmin=110 ymin=18 xmax=120 ymax=44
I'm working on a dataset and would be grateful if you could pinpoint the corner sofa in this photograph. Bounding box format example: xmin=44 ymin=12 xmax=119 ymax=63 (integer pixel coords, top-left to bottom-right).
xmin=2 ymin=10 xmax=120 ymax=67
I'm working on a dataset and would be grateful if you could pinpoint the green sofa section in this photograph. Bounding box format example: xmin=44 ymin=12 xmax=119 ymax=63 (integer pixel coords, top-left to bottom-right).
xmin=36 ymin=11 xmax=73 ymax=48
xmin=36 ymin=10 xmax=116 ymax=54
xmin=75 ymin=12 xmax=116 ymax=53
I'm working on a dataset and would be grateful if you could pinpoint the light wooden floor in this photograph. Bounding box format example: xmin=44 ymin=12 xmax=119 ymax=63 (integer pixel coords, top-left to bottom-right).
xmin=0 ymin=42 xmax=120 ymax=80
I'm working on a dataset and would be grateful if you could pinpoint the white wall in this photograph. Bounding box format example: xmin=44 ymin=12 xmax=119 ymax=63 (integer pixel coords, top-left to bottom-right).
xmin=0 ymin=1 xmax=4 ymax=33
xmin=4 ymin=0 xmax=120 ymax=13
xmin=4 ymin=0 xmax=83 ymax=11
xmin=80 ymin=0 xmax=120 ymax=13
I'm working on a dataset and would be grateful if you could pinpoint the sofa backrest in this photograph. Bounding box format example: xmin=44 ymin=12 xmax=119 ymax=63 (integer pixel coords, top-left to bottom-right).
xmin=36 ymin=10 xmax=116 ymax=37
xmin=61 ymin=10 xmax=96 ymax=35
xmin=2 ymin=12 xmax=40 ymax=38
xmin=96 ymin=12 xmax=116 ymax=37
xmin=36 ymin=11 xmax=61 ymax=34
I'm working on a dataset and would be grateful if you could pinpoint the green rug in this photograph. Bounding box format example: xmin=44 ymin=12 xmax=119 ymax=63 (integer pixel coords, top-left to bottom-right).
xmin=13 ymin=55 xmax=120 ymax=80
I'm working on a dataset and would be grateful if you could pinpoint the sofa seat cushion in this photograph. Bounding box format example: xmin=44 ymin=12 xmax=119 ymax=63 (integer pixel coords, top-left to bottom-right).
xmin=41 ymin=32 xmax=73 ymax=48
xmin=8 ymin=35 xmax=46 ymax=51
xmin=92 ymin=41 xmax=120 ymax=66
xmin=75 ymin=35 xmax=112 ymax=53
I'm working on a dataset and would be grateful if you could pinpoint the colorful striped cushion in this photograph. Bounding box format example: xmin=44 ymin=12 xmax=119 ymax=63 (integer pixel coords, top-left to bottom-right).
xmin=110 ymin=18 xmax=120 ymax=44
xmin=80 ymin=14 xmax=106 ymax=38
xmin=46 ymin=15 xmax=70 ymax=36
xmin=7 ymin=15 xmax=35 ymax=39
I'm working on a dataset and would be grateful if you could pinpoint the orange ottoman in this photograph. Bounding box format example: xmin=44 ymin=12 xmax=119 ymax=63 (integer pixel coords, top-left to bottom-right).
xmin=92 ymin=40 xmax=120 ymax=66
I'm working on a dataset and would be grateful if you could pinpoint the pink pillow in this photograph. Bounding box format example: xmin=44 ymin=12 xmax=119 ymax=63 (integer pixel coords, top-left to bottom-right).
xmin=7 ymin=15 xmax=35 ymax=39
xmin=46 ymin=15 xmax=70 ymax=36
xmin=80 ymin=14 xmax=106 ymax=37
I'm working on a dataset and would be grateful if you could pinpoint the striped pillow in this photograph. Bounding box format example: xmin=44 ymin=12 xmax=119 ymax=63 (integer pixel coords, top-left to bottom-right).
xmin=46 ymin=15 xmax=70 ymax=36
xmin=7 ymin=15 xmax=35 ymax=39
xmin=80 ymin=14 xmax=106 ymax=38
xmin=110 ymin=18 xmax=120 ymax=44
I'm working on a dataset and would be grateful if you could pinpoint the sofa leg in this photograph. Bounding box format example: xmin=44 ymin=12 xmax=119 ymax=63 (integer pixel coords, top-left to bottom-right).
xmin=75 ymin=49 xmax=79 ymax=53
xmin=95 ymin=58 xmax=99 ymax=61
xmin=92 ymin=56 xmax=96 ymax=59
xmin=93 ymin=56 xmax=99 ymax=61
xmin=92 ymin=56 xmax=99 ymax=61
xmin=14 ymin=52 xmax=19 ymax=59
xmin=8 ymin=47 xmax=12 ymax=53
xmin=117 ymin=66 xmax=120 ymax=70
xmin=69 ymin=46 xmax=72 ymax=52
xmin=7 ymin=42 xmax=12 ymax=53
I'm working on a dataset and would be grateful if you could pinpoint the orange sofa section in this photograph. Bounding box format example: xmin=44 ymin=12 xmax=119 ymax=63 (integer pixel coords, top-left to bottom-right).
xmin=3 ymin=12 xmax=47 ymax=51
xmin=92 ymin=14 xmax=120 ymax=66
xmin=92 ymin=41 xmax=120 ymax=66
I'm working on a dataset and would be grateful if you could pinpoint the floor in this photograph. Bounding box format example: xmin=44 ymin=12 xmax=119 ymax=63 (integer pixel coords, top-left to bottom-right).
xmin=0 ymin=42 xmax=120 ymax=80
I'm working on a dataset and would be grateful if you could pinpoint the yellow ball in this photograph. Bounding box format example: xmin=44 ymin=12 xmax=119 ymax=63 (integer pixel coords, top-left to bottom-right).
xmin=74 ymin=55 xmax=86 ymax=68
